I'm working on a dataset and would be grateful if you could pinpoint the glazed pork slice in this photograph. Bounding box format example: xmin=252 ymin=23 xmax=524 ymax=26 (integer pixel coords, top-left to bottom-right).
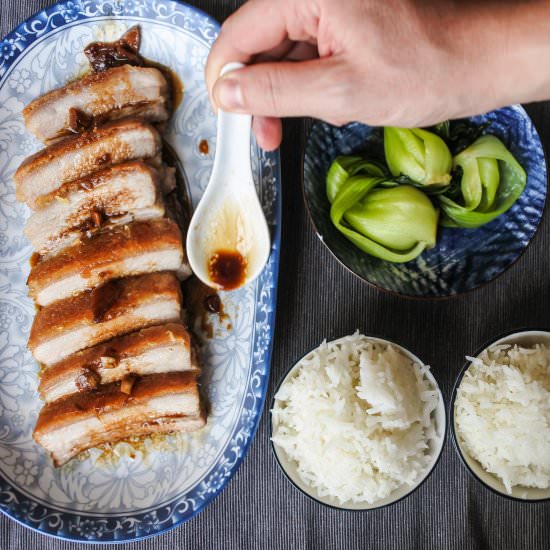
xmin=14 ymin=118 xmax=161 ymax=208
xmin=23 ymin=65 xmax=170 ymax=143
xmin=34 ymin=372 xmax=205 ymax=466
xmin=28 ymin=272 xmax=182 ymax=366
xmin=39 ymin=323 xmax=199 ymax=403
xmin=24 ymin=162 xmax=165 ymax=255
xmin=28 ymin=218 xmax=186 ymax=306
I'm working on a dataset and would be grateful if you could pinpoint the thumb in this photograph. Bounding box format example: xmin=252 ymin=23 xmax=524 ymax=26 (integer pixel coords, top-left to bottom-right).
xmin=212 ymin=57 xmax=349 ymax=122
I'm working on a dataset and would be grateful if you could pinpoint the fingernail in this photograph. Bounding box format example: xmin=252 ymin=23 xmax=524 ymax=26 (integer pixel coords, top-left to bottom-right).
xmin=215 ymin=77 xmax=244 ymax=110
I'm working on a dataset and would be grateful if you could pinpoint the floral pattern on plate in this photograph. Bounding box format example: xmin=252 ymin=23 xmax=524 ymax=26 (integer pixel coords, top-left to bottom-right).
xmin=0 ymin=0 xmax=281 ymax=542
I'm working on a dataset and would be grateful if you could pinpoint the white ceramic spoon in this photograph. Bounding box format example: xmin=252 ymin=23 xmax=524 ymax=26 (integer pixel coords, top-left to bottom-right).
xmin=186 ymin=62 xmax=270 ymax=290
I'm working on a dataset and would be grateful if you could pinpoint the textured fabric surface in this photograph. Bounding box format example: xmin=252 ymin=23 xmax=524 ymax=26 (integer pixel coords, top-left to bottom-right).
xmin=1 ymin=1 xmax=550 ymax=548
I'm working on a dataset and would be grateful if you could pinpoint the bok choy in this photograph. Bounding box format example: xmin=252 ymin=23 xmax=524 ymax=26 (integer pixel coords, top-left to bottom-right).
xmin=384 ymin=127 xmax=452 ymax=190
xmin=324 ymin=121 xmax=526 ymax=264
xmin=438 ymin=135 xmax=526 ymax=228
xmin=326 ymin=167 xmax=438 ymax=263
xmin=326 ymin=156 xmax=387 ymax=203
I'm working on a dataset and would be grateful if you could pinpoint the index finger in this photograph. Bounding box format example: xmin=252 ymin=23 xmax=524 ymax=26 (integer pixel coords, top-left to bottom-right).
xmin=205 ymin=0 xmax=311 ymax=101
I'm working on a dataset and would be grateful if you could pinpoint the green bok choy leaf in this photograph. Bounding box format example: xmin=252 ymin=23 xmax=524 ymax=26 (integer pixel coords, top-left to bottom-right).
xmin=326 ymin=156 xmax=387 ymax=203
xmin=438 ymin=135 xmax=526 ymax=228
xmin=326 ymin=158 xmax=439 ymax=263
xmin=384 ymin=127 xmax=452 ymax=190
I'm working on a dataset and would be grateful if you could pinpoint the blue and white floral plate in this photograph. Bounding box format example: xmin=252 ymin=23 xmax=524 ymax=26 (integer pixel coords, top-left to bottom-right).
xmin=0 ymin=0 xmax=281 ymax=542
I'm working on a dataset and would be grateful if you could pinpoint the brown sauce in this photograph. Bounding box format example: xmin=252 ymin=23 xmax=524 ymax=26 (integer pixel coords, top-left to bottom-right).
xmin=144 ymin=57 xmax=184 ymax=111
xmin=89 ymin=209 xmax=104 ymax=229
xmin=84 ymin=26 xmax=142 ymax=72
xmin=30 ymin=252 xmax=41 ymax=267
xmin=184 ymin=277 xmax=229 ymax=339
xmin=208 ymin=250 xmax=247 ymax=291
xmin=77 ymin=209 xmax=107 ymax=235
xmin=75 ymin=368 xmax=100 ymax=392
xmin=74 ymin=172 xmax=106 ymax=192
xmin=85 ymin=349 xmax=119 ymax=372
xmin=91 ymin=280 xmax=123 ymax=323
xmin=120 ymin=374 xmax=137 ymax=395
xmin=199 ymin=139 xmax=209 ymax=155
xmin=71 ymin=107 xmax=93 ymax=131
xmin=84 ymin=26 xmax=184 ymax=110
xmin=172 ymin=72 xmax=184 ymax=111
xmin=65 ymin=107 xmax=94 ymax=135
xmin=204 ymin=293 xmax=221 ymax=314
xmin=97 ymin=153 xmax=111 ymax=165
xmin=161 ymin=142 xmax=192 ymax=229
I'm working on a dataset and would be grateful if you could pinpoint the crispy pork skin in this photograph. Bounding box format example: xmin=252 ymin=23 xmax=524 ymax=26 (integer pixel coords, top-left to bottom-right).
xmin=28 ymin=272 xmax=182 ymax=366
xmin=24 ymin=162 xmax=164 ymax=255
xmin=39 ymin=323 xmax=198 ymax=403
xmin=28 ymin=219 xmax=185 ymax=306
xmin=23 ymin=65 xmax=170 ymax=143
xmin=15 ymin=119 xmax=161 ymax=208
xmin=34 ymin=372 xmax=205 ymax=466
xmin=17 ymin=30 xmax=206 ymax=468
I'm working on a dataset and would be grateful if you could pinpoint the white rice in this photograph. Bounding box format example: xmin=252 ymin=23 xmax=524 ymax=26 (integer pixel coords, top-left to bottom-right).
xmin=271 ymin=332 xmax=440 ymax=505
xmin=455 ymin=343 xmax=550 ymax=493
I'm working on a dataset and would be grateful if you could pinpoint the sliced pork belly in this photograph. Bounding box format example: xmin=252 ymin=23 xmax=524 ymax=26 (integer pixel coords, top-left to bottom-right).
xmin=24 ymin=161 xmax=164 ymax=255
xmin=28 ymin=272 xmax=182 ymax=366
xmin=34 ymin=372 xmax=205 ymax=466
xmin=28 ymin=218 xmax=185 ymax=306
xmin=39 ymin=323 xmax=198 ymax=403
xmin=23 ymin=65 xmax=170 ymax=143
xmin=15 ymin=119 xmax=161 ymax=208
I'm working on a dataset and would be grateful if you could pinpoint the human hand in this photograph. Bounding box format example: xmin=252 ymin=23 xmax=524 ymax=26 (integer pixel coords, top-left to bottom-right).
xmin=206 ymin=0 xmax=550 ymax=151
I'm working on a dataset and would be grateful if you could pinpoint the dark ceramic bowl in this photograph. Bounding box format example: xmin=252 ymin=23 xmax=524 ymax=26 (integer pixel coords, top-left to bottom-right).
xmin=450 ymin=329 xmax=550 ymax=501
xmin=270 ymin=335 xmax=447 ymax=510
xmin=303 ymin=107 xmax=547 ymax=298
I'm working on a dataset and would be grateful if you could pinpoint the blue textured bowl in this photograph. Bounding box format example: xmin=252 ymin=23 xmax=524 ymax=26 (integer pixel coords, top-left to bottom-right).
xmin=303 ymin=107 xmax=547 ymax=298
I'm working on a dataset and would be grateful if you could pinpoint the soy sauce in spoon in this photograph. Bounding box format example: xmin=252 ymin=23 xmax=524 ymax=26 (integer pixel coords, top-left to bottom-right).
xmin=208 ymin=250 xmax=247 ymax=290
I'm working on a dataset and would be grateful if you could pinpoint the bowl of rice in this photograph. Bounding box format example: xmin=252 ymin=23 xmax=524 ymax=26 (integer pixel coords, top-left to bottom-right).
xmin=452 ymin=329 xmax=550 ymax=501
xmin=270 ymin=332 xmax=446 ymax=510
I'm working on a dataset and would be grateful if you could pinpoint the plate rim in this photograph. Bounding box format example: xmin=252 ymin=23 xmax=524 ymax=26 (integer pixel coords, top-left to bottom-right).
xmin=0 ymin=0 xmax=282 ymax=542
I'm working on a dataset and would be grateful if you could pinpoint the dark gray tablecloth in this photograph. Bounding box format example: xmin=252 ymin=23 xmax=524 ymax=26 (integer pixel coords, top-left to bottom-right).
xmin=1 ymin=1 xmax=550 ymax=548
